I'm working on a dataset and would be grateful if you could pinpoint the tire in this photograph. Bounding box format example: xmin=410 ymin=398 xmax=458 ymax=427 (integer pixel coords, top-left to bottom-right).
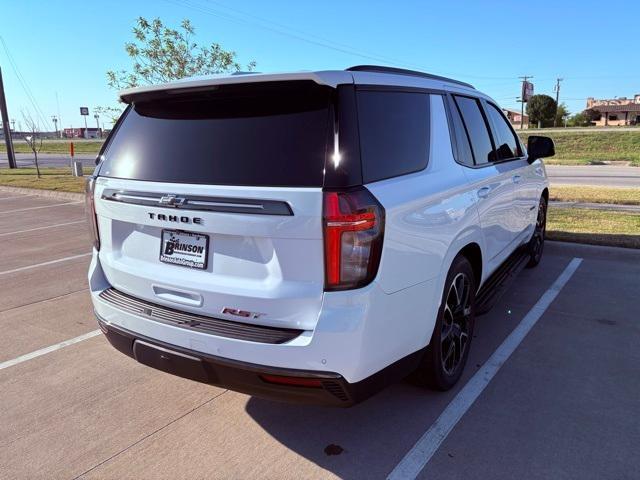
xmin=415 ymin=255 xmax=476 ymax=391
xmin=526 ymin=196 xmax=547 ymax=268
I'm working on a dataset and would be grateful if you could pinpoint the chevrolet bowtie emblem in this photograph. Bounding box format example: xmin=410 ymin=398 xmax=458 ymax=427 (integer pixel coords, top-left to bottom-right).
xmin=159 ymin=194 xmax=186 ymax=207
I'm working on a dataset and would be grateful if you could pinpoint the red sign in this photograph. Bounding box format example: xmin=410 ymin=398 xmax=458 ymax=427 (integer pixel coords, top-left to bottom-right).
xmin=522 ymin=81 xmax=534 ymax=102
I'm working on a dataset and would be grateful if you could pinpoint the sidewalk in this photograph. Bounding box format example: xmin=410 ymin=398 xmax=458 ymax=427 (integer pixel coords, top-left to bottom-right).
xmin=550 ymin=200 xmax=640 ymax=213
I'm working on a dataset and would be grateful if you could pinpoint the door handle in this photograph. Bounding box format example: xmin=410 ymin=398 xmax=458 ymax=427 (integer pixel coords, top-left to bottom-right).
xmin=477 ymin=186 xmax=491 ymax=199
xmin=152 ymin=285 xmax=203 ymax=307
xmin=512 ymin=175 xmax=522 ymax=184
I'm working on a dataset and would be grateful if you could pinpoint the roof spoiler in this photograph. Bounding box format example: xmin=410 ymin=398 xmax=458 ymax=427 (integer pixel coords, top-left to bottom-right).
xmin=346 ymin=65 xmax=475 ymax=89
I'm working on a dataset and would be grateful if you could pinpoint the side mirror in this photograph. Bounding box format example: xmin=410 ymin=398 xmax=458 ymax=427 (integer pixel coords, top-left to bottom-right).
xmin=527 ymin=136 xmax=555 ymax=163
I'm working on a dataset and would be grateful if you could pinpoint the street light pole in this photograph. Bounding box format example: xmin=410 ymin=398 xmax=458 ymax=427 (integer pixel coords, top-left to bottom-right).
xmin=51 ymin=115 xmax=59 ymax=138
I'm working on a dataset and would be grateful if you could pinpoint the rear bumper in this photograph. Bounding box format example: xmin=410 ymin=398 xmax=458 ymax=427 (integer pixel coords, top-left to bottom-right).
xmin=89 ymin=249 xmax=440 ymax=405
xmin=97 ymin=315 xmax=422 ymax=407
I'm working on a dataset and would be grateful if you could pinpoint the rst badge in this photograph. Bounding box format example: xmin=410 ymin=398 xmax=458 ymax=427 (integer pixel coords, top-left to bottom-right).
xmin=221 ymin=307 xmax=266 ymax=320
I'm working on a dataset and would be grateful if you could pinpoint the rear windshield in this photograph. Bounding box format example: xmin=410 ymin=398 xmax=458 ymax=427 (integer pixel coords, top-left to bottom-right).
xmin=98 ymin=82 xmax=332 ymax=187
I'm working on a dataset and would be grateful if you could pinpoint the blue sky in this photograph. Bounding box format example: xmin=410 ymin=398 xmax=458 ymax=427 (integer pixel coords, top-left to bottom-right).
xmin=0 ymin=0 xmax=636 ymax=130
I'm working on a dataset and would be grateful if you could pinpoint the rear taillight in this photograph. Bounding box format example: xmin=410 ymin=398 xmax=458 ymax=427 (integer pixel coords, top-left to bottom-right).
xmin=85 ymin=177 xmax=100 ymax=251
xmin=323 ymin=187 xmax=384 ymax=291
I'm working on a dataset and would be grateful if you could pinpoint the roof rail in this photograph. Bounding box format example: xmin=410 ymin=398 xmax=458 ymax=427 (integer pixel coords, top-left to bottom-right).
xmin=346 ymin=65 xmax=475 ymax=89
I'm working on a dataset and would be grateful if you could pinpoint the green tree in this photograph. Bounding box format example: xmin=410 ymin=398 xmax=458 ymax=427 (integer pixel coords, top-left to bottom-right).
xmin=568 ymin=110 xmax=600 ymax=127
xmin=554 ymin=103 xmax=570 ymax=127
xmin=583 ymin=108 xmax=601 ymax=124
xmin=526 ymin=94 xmax=557 ymax=128
xmin=107 ymin=17 xmax=256 ymax=89
xmin=93 ymin=106 xmax=123 ymax=126
xmin=567 ymin=112 xmax=588 ymax=127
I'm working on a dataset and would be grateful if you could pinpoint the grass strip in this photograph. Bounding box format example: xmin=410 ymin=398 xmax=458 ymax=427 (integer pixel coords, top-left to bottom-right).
xmin=0 ymin=167 xmax=92 ymax=193
xmin=547 ymin=207 xmax=640 ymax=249
xmin=550 ymin=185 xmax=640 ymax=206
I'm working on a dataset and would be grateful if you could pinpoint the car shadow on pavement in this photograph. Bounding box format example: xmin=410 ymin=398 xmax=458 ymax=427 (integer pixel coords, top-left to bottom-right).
xmin=245 ymin=380 xmax=454 ymax=479
xmin=243 ymin=266 xmax=568 ymax=478
xmin=243 ymin=254 xmax=574 ymax=478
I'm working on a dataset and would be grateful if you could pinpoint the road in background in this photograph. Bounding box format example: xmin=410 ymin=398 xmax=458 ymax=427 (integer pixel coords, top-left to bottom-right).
xmin=546 ymin=165 xmax=640 ymax=187
xmin=0 ymin=153 xmax=96 ymax=168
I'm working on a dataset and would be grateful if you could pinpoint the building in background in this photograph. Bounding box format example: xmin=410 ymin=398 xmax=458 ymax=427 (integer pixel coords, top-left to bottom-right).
xmin=63 ymin=127 xmax=102 ymax=138
xmin=586 ymin=95 xmax=640 ymax=126
xmin=502 ymin=108 xmax=529 ymax=129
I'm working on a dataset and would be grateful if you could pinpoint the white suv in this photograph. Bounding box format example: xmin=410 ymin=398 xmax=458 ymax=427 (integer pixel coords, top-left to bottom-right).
xmin=87 ymin=66 xmax=553 ymax=406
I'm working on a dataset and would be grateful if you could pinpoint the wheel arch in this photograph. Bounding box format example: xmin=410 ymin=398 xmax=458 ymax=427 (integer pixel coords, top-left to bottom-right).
xmin=457 ymin=242 xmax=482 ymax=289
xmin=541 ymin=187 xmax=549 ymax=203
xmin=437 ymin=226 xmax=486 ymax=302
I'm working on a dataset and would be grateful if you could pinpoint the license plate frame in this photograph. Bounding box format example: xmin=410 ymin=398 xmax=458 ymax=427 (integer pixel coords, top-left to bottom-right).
xmin=159 ymin=229 xmax=210 ymax=270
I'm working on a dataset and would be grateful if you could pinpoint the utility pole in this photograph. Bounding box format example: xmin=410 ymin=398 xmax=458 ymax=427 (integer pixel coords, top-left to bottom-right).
xmin=51 ymin=115 xmax=59 ymax=138
xmin=10 ymin=119 xmax=15 ymax=131
xmin=553 ymin=77 xmax=563 ymax=127
xmin=518 ymin=75 xmax=533 ymax=130
xmin=0 ymin=67 xmax=17 ymax=168
xmin=55 ymin=92 xmax=62 ymax=138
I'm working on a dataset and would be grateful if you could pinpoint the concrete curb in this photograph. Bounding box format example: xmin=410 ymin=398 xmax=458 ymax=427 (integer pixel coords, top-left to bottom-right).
xmin=0 ymin=185 xmax=84 ymax=202
xmin=547 ymin=240 xmax=640 ymax=256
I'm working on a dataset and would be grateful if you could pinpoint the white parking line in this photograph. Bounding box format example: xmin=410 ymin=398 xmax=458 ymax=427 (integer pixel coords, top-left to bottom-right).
xmin=0 ymin=252 xmax=92 ymax=276
xmin=0 ymin=201 xmax=83 ymax=215
xmin=388 ymin=257 xmax=583 ymax=480
xmin=0 ymin=330 xmax=101 ymax=371
xmin=0 ymin=220 xmax=85 ymax=237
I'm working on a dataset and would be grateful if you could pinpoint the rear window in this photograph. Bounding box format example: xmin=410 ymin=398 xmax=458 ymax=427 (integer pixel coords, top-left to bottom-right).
xmin=98 ymin=82 xmax=332 ymax=187
xmin=356 ymin=90 xmax=430 ymax=183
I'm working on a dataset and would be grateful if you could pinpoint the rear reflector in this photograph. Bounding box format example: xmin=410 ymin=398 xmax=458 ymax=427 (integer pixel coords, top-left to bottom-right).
xmin=323 ymin=187 xmax=384 ymax=291
xmin=85 ymin=176 xmax=101 ymax=251
xmin=260 ymin=374 xmax=323 ymax=388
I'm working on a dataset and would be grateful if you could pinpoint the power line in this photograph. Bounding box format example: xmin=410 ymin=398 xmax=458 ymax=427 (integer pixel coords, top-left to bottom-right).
xmin=165 ymin=0 xmax=516 ymax=81
xmin=0 ymin=36 xmax=51 ymax=131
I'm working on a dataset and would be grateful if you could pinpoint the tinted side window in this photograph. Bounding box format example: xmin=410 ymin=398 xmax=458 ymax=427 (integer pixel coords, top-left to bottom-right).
xmin=356 ymin=90 xmax=430 ymax=183
xmin=453 ymin=95 xmax=494 ymax=165
xmin=486 ymin=103 xmax=522 ymax=160
xmin=446 ymin=96 xmax=474 ymax=167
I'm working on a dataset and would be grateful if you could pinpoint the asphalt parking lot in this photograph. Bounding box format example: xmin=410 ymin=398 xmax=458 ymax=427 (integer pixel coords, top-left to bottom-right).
xmin=1 ymin=190 xmax=639 ymax=480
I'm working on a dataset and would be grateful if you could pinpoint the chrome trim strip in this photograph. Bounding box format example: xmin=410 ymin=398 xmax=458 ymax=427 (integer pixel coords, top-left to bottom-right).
xmin=187 ymin=200 xmax=264 ymax=210
xmin=98 ymin=288 xmax=303 ymax=344
xmin=113 ymin=193 xmax=162 ymax=202
xmin=101 ymin=189 xmax=293 ymax=215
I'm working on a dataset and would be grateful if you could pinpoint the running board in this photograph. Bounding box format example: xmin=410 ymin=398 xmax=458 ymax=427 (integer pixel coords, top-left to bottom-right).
xmin=475 ymin=246 xmax=529 ymax=316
